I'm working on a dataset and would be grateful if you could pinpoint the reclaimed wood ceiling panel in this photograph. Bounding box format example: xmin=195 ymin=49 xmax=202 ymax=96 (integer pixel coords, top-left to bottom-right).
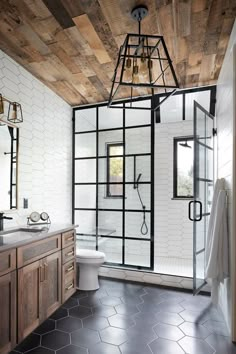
xmin=0 ymin=0 xmax=235 ymax=106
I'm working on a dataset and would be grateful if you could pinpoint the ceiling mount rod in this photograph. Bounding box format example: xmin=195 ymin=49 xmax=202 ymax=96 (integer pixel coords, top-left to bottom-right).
xmin=131 ymin=5 xmax=148 ymax=37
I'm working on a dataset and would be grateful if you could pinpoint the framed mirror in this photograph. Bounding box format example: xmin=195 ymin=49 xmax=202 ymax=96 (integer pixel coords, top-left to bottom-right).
xmin=0 ymin=121 xmax=19 ymax=210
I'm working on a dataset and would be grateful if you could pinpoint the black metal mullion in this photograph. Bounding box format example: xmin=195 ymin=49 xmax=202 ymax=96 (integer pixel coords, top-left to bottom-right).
xmin=122 ymin=103 xmax=125 ymax=266
xmin=72 ymin=110 xmax=75 ymax=224
xmin=74 ymin=123 xmax=152 ymax=135
xmin=150 ymin=99 xmax=155 ymax=270
xmin=75 ymin=152 xmax=151 ymax=160
xmin=96 ymin=107 xmax=99 ymax=251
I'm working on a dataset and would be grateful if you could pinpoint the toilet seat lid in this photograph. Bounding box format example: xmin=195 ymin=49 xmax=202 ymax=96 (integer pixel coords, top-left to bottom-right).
xmin=77 ymin=249 xmax=105 ymax=259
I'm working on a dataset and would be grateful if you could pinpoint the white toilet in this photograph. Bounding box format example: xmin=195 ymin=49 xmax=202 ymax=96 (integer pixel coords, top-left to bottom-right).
xmin=76 ymin=249 xmax=105 ymax=291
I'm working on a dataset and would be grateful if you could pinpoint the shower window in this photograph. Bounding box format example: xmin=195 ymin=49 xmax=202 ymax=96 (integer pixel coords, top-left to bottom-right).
xmin=173 ymin=137 xmax=194 ymax=199
xmin=106 ymin=143 xmax=124 ymax=198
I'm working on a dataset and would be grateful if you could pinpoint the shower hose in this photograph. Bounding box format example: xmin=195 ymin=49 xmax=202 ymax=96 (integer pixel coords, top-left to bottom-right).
xmin=136 ymin=186 xmax=148 ymax=235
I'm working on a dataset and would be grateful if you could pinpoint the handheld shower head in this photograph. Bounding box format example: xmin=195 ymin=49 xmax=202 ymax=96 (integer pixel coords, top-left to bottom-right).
xmin=136 ymin=173 xmax=142 ymax=184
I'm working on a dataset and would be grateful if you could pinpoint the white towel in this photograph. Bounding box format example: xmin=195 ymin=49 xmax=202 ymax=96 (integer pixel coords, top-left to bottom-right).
xmin=205 ymin=178 xmax=225 ymax=264
xmin=205 ymin=187 xmax=229 ymax=303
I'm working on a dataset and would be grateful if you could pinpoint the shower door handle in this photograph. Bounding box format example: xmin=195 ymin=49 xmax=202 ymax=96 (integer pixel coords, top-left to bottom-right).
xmin=188 ymin=201 xmax=194 ymax=221
xmin=188 ymin=201 xmax=202 ymax=222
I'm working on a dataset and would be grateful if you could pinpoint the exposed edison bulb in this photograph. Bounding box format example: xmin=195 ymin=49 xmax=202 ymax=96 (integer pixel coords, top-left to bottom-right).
xmin=139 ymin=54 xmax=149 ymax=81
xmin=133 ymin=64 xmax=139 ymax=84
xmin=123 ymin=58 xmax=132 ymax=83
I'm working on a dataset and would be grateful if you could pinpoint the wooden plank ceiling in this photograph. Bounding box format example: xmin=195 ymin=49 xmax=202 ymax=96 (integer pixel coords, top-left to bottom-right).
xmin=0 ymin=0 xmax=235 ymax=106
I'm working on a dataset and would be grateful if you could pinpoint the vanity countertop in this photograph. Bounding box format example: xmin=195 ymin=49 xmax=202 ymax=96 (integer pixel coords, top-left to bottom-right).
xmin=0 ymin=223 xmax=78 ymax=253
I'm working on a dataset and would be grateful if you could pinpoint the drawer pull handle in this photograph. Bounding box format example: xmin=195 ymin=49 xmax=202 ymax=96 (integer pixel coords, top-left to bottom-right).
xmin=66 ymin=283 xmax=73 ymax=291
xmin=40 ymin=266 xmax=44 ymax=282
xmin=67 ymin=251 xmax=74 ymax=256
xmin=44 ymin=263 xmax=48 ymax=281
xmin=66 ymin=265 xmax=74 ymax=273
xmin=66 ymin=236 xmax=74 ymax=242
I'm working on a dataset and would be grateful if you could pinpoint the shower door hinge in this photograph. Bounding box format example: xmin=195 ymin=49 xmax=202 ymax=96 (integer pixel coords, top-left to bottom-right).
xmin=213 ymin=128 xmax=217 ymax=136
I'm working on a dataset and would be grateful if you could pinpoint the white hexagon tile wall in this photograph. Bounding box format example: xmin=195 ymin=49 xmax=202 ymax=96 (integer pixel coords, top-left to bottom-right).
xmin=0 ymin=49 xmax=72 ymax=226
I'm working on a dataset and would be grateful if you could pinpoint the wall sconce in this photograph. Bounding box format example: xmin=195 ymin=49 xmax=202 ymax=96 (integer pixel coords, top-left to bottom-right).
xmin=0 ymin=93 xmax=23 ymax=124
xmin=8 ymin=102 xmax=23 ymax=124
xmin=0 ymin=94 xmax=4 ymax=114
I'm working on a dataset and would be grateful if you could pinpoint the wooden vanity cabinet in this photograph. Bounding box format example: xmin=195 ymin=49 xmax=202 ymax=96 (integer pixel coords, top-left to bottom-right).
xmin=0 ymin=271 xmax=16 ymax=354
xmin=18 ymin=251 xmax=62 ymax=342
xmin=0 ymin=228 xmax=76 ymax=352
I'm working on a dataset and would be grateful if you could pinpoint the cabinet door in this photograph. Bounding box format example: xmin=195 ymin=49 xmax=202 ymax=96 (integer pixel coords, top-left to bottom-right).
xmin=41 ymin=251 xmax=61 ymax=319
xmin=18 ymin=260 xmax=43 ymax=342
xmin=0 ymin=271 xmax=16 ymax=354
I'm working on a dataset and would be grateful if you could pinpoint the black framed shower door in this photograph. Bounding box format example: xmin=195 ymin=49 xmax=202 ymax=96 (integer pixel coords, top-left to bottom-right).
xmin=72 ymin=98 xmax=154 ymax=270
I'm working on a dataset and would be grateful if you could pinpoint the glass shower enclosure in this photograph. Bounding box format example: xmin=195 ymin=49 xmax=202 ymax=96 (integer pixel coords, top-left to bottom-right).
xmin=73 ymin=99 xmax=154 ymax=270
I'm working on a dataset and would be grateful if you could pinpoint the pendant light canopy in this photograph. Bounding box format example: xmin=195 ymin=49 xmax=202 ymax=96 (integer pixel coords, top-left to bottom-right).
xmin=108 ymin=5 xmax=179 ymax=111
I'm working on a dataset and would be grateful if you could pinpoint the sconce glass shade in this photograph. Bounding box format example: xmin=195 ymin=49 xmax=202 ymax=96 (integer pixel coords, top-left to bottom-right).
xmin=0 ymin=94 xmax=4 ymax=115
xmin=7 ymin=102 xmax=23 ymax=124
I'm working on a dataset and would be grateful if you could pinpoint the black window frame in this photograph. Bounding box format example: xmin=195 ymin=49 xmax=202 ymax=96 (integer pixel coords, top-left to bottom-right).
xmin=173 ymin=136 xmax=194 ymax=199
xmin=106 ymin=142 xmax=124 ymax=198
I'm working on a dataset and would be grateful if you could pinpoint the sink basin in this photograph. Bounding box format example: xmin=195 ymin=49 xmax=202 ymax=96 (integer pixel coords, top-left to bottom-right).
xmin=0 ymin=227 xmax=46 ymax=246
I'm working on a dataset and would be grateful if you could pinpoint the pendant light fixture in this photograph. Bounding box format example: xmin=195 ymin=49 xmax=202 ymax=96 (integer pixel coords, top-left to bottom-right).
xmin=108 ymin=5 xmax=179 ymax=111
xmin=0 ymin=93 xmax=23 ymax=124
xmin=8 ymin=102 xmax=23 ymax=124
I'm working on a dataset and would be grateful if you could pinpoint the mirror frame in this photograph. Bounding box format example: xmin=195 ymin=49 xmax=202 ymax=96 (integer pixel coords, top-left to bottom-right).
xmin=0 ymin=119 xmax=19 ymax=211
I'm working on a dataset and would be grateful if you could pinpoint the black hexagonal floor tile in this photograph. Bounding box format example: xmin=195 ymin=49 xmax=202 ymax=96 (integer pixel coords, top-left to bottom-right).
xmin=79 ymin=295 xmax=102 ymax=307
xmin=153 ymin=323 xmax=184 ymax=341
xmin=50 ymin=307 xmax=68 ymax=320
xmin=61 ymin=297 xmax=79 ymax=309
xmin=155 ymin=301 xmax=184 ymax=314
xmin=71 ymin=328 xmax=100 ymax=348
xmin=149 ymin=338 xmax=185 ymax=354
xmin=121 ymin=294 xmax=143 ymax=305
xmin=115 ymin=303 xmax=139 ymax=316
xmin=100 ymin=326 xmax=128 ymax=346
xmin=93 ymin=304 xmax=116 ymax=317
xmin=83 ymin=315 xmax=109 ymax=330
xmin=15 ymin=333 xmax=40 ymax=353
xmin=57 ymin=316 xmax=82 ymax=332
xmin=57 ymin=344 xmax=87 ymax=354
xmin=108 ymin=313 xmax=135 ymax=329
xmin=72 ymin=290 xmax=88 ymax=299
xmin=41 ymin=330 xmax=70 ymax=350
xmin=101 ymin=296 xmax=122 ymax=306
xmin=90 ymin=342 xmax=120 ymax=354
xmin=179 ymin=321 xmax=211 ymax=339
xmin=69 ymin=305 xmax=92 ymax=319
xmin=120 ymin=340 xmax=153 ymax=354
xmin=157 ymin=311 xmax=184 ymax=326
xmin=23 ymin=348 xmax=54 ymax=354
xmin=34 ymin=319 xmax=55 ymax=335
xmin=179 ymin=336 xmax=215 ymax=354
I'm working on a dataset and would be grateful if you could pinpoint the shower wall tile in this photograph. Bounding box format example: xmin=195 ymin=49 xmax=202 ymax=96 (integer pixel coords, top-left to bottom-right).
xmin=155 ymin=121 xmax=193 ymax=262
xmin=0 ymin=50 xmax=72 ymax=225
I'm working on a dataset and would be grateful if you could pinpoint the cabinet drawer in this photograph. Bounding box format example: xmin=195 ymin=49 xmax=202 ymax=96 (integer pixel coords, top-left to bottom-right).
xmin=0 ymin=249 xmax=16 ymax=277
xmin=17 ymin=235 xmax=61 ymax=268
xmin=62 ymin=244 xmax=75 ymax=264
xmin=63 ymin=259 xmax=76 ymax=279
xmin=62 ymin=230 xmax=75 ymax=249
xmin=62 ymin=271 xmax=76 ymax=302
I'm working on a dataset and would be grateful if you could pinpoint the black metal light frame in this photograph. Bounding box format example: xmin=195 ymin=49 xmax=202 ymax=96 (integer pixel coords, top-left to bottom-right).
xmin=108 ymin=32 xmax=179 ymax=111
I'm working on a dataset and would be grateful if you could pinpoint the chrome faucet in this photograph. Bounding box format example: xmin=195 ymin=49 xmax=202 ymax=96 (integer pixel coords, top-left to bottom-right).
xmin=0 ymin=213 xmax=13 ymax=231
